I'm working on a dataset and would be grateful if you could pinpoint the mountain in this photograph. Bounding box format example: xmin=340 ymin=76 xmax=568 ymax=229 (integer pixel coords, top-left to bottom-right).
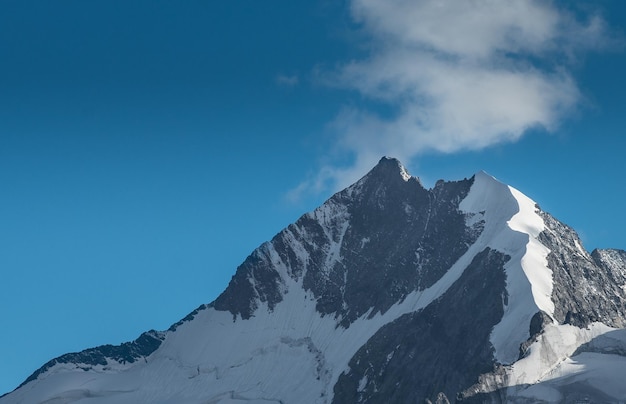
xmin=3 ymin=157 xmax=626 ymax=403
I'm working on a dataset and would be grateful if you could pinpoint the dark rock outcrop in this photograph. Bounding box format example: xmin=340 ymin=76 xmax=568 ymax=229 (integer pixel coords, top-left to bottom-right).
xmin=18 ymin=330 xmax=164 ymax=390
xmin=332 ymin=248 xmax=509 ymax=403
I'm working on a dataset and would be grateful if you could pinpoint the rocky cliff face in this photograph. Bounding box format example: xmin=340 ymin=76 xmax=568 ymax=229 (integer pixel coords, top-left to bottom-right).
xmin=539 ymin=212 xmax=626 ymax=328
xmin=3 ymin=157 xmax=626 ymax=404
xmin=215 ymin=157 xmax=482 ymax=327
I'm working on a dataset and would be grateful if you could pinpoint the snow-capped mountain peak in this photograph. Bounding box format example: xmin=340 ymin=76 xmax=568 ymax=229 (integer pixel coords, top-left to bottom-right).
xmin=3 ymin=157 xmax=626 ymax=403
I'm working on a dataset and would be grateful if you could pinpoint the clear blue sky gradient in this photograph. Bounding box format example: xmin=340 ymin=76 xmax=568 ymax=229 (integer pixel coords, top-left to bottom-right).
xmin=1 ymin=0 xmax=625 ymax=394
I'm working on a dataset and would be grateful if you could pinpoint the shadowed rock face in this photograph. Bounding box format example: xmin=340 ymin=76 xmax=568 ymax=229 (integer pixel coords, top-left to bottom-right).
xmin=214 ymin=157 xmax=482 ymax=325
xmin=333 ymin=247 xmax=509 ymax=403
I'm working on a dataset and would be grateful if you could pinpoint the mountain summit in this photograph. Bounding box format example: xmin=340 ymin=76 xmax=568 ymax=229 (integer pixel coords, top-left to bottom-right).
xmin=3 ymin=157 xmax=626 ymax=403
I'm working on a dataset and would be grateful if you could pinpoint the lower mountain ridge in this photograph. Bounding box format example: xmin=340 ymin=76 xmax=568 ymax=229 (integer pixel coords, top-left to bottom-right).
xmin=3 ymin=157 xmax=626 ymax=403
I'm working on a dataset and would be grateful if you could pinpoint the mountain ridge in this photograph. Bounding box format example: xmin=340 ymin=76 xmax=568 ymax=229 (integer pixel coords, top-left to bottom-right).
xmin=3 ymin=157 xmax=626 ymax=403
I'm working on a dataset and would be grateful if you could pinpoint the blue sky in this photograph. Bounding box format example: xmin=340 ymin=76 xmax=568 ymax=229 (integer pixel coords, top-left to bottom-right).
xmin=1 ymin=0 xmax=625 ymax=394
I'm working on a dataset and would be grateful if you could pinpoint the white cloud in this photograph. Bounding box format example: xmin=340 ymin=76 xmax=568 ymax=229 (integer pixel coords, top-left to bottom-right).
xmin=292 ymin=0 xmax=611 ymax=198
xmin=276 ymin=74 xmax=299 ymax=87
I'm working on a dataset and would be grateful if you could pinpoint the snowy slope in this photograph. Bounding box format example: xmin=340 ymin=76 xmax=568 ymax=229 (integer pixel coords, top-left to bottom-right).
xmin=459 ymin=171 xmax=554 ymax=364
xmin=2 ymin=235 xmax=490 ymax=403
xmin=3 ymin=157 xmax=626 ymax=404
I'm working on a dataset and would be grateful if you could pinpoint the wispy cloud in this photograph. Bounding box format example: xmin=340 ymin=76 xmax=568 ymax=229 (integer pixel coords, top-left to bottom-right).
xmin=291 ymin=0 xmax=613 ymax=199
xmin=276 ymin=74 xmax=299 ymax=87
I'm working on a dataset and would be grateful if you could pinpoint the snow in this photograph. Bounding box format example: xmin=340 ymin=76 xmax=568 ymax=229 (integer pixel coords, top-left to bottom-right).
xmin=460 ymin=171 xmax=554 ymax=364
xmin=573 ymin=239 xmax=587 ymax=257
xmin=506 ymin=323 xmax=626 ymax=401
xmin=552 ymin=352 xmax=626 ymax=398
xmin=466 ymin=323 xmax=626 ymax=401
xmin=398 ymin=163 xmax=412 ymax=181
xmin=506 ymin=187 xmax=554 ymax=319
xmin=357 ymin=375 xmax=368 ymax=393
xmin=509 ymin=322 xmax=613 ymax=385
xmin=6 ymin=262 xmax=479 ymax=403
